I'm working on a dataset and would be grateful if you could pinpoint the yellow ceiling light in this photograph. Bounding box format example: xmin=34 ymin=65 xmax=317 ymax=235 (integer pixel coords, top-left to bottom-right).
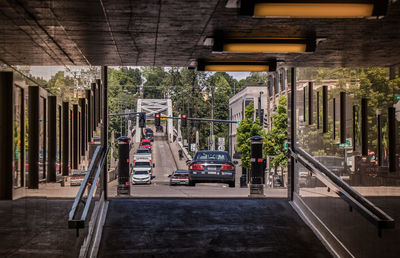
xmin=240 ymin=1 xmax=388 ymax=18
xmin=255 ymin=3 xmax=373 ymax=18
xmin=196 ymin=60 xmax=276 ymax=72
xmin=223 ymin=43 xmax=307 ymax=53
xmin=205 ymin=64 xmax=270 ymax=72
xmin=213 ymin=38 xmax=315 ymax=53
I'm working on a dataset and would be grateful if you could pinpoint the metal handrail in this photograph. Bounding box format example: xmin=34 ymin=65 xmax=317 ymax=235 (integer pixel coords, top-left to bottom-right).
xmin=68 ymin=146 xmax=109 ymax=235
xmin=290 ymin=147 xmax=394 ymax=236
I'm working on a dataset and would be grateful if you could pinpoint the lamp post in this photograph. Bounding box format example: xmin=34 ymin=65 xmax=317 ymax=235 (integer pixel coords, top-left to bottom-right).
xmin=258 ymin=91 xmax=264 ymax=125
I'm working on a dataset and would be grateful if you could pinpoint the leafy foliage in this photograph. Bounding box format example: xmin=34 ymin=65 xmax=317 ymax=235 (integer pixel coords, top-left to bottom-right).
xmin=264 ymin=96 xmax=288 ymax=169
xmin=236 ymin=102 xmax=265 ymax=168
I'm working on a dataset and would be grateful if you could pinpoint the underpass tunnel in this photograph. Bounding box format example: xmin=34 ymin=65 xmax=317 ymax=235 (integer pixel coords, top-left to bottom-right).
xmin=1 ymin=0 xmax=400 ymax=257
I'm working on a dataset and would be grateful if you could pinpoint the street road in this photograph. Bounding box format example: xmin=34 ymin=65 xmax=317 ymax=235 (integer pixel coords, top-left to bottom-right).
xmin=107 ymin=131 xmax=286 ymax=198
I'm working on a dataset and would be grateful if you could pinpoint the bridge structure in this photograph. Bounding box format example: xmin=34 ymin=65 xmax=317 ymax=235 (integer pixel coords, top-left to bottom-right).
xmin=135 ymin=98 xmax=173 ymax=143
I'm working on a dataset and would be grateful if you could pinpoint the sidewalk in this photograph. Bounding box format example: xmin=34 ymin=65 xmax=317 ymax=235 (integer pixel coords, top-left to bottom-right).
xmin=168 ymin=140 xmax=189 ymax=170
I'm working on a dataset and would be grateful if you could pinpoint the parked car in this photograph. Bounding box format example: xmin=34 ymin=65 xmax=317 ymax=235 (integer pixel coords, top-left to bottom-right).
xmin=188 ymin=151 xmax=236 ymax=187
xmin=169 ymin=170 xmax=189 ymax=185
xmin=131 ymin=170 xmax=151 ymax=185
xmin=70 ymin=170 xmax=86 ymax=186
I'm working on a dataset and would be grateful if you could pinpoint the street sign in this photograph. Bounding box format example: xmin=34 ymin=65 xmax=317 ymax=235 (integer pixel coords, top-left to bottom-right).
xmin=395 ymin=94 xmax=400 ymax=101
xmin=218 ymin=137 xmax=225 ymax=146
xmin=190 ymin=143 xmax=196 ymax=152
xmin=283 ymin=141 xmax=288 ymax=150
xmin=339 ymin=138 xmax=352 ymax=149
xmin=218 ymin=145 xmax=225 ymax=151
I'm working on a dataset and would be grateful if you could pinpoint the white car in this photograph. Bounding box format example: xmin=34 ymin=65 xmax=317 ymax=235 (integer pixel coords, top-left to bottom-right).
xmin=131 ymin=170 xmax=151 ymax=185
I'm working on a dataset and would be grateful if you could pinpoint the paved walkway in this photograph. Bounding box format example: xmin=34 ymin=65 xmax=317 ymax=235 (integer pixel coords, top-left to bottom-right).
xmin=98 ymin=198 xmax=331 ymax=257
xmin=0 ymin=198 xmax=87 ymax=257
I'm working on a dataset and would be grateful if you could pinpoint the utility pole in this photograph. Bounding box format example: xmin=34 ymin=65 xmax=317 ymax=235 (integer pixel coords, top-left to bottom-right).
xmin=210 ymin=85 xmax=215 ymax=150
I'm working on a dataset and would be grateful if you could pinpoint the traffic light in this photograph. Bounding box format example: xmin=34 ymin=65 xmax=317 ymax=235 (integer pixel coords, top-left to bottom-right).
xmin=155 ymin=113 xmax=161 ymax=127
xmin=139 ymin=112 xmax=146 ymax=128
xmin=259 ymin=109 xmax=264 ymax=126
xmin=181 ymin=114 xmax=187 ymax=127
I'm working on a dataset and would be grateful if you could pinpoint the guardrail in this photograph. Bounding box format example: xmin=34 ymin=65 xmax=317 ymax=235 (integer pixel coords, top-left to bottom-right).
xmin=290 ymin=147 xmax=395 ymax=236
xmin=173 ymin=128 xmax=192 ymax=162
xmin=68 ymin=146 xmax=109 ymax=236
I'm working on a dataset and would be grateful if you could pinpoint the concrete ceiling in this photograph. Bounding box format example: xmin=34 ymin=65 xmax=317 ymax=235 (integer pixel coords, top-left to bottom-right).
xmin=1 ymin=0 xmax=400 ymax=67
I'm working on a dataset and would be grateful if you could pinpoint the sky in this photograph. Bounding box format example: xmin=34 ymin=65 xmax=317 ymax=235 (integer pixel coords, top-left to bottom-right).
xmin=28 ymin=66 xmax=250 ymax=81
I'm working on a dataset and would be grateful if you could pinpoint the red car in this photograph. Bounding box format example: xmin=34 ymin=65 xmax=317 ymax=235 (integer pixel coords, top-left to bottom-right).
xmin=140 ymin=139 xmax=152 ymax=152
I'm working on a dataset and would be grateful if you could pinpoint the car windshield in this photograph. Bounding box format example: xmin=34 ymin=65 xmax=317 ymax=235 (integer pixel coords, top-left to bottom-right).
xmin=134 ymin=162 xmax=151 ymax=168
xmin=173 ymin=173 xmax=187 ymax=177
xmin=194 ymin=152 xmax=230 ymax=162
xmin=134 ymin=170 xmax=149 ymax=175
xmin=137 ymin=149 xmax=150 ymax=154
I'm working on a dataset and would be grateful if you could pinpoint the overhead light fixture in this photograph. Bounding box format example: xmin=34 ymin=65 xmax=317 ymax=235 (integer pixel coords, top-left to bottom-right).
xmin=240 ymin=0 xmax=388 ymax=18
xmin=197 ymin=59 xmax=276 ymax=72
xmin=213 ymin=37 xmax=316 ymax=53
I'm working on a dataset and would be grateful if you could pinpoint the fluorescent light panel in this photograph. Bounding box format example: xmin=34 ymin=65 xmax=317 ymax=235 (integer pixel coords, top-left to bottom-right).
xmin=197 ymin=60 xmax=276 ymax=72
xmin=255 ymin=3 xmax=373 ymax=18
xmin=240 ymin=1 xmax=387 ymax=18
xmin=213 ymin=38 xmax=315 ymax=53
xmin=223 ymin=43 xmax=307 ymax=53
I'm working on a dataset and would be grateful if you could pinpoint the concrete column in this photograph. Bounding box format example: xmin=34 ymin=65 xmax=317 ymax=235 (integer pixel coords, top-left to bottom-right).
xmin=0 ymin=72 xmax=14 ymax=199
xmin=58 ymin=104 xmax=62 ymax=174
xmin=79 ymin=98 xmax=86 ymax=156
xmin=62 ymin=102 xmax=69 ymax=176
xmin=72 ymin=104 xmax=78 ymax=169
xmin=42 ymin=97 xmax=47 ymax=179
xmin=86 ymin=89 xmax=91 ymax=143
xmin=101 ymin=67 xmax=108 ymax=200
xmin=47 ymin=96 xmax=57 ymax=182
xmin=69 ymin=109 xmax=73 ymax=170
xmin=19 ymin=87 xmax=25 ymax=187
xmin=96 ymin=79 xmax=101 ymax=126
xmin=91 ymin=83 xmax=96 ymax=134
xmin=28 ymin=86 xmax=39 ymax=189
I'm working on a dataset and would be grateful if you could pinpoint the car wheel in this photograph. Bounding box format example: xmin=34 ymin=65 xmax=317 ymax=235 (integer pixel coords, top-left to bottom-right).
xmin=229 ymin=181 xmax=235 ymax=188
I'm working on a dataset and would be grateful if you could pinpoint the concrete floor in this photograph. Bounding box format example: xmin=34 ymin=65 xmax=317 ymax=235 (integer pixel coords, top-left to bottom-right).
xmin=98 ymin=198 xmax=331 ymax=258
xmin=0 ymin=198 xmax=87 ymax=258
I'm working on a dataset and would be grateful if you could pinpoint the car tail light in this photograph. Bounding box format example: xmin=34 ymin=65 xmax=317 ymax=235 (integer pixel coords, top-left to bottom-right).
xmin=125 ymin=181 xmax=129 ymax=186
xmin=80 ymin=177 xmax=84 ymax=179
xmin=190 ymin=164 xmax=203 ymax=170
xmin=180 ymin=176 xmax=188 ymax=179
xmin=126 ymin=159 xmax=129 ymax=163
xmin=221 ymin=164 xmax=234 ymax=170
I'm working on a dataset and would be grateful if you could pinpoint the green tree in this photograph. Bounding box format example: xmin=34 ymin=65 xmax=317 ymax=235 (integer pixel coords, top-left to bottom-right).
xmin=264 ymin=96 xmax=288 ymax=170
xmin=236 ymin=102 xmax=265 ymax=168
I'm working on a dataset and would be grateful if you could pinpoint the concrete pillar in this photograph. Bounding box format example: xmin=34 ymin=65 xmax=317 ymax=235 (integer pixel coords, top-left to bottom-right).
xmin=62 ymin=102 xmax=69 ymax=176
xmin=0 ymin=72 xmax=14 ymax=199
xmin=47 ymin=96 xmax=57 ymax=182
xmin=28 ymin=86 xmax=39 ymax=189
xmin=42 ymin=97 xmax=47 ymax=179
xmin=69 ymin=109 xmax=73 ymax=170
xmin=96 ymin=79 xmax=101 ymax=126
xmin=58 ymin=104 xmax=62 ymax=174
xmin=72 ymin=104 xmax=78 ymax=169
xmin=101 ymin=67 xmax=108 ymax=200
xmin=86 ymin=89 xmax=91 ymax=143
xmin=19 ymin=87 xmax=25 ymax=187
xmin=79 ymin=98 xmax=86 ymax=156
xmin=91 ymin=82 xmax=96 ymax=134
